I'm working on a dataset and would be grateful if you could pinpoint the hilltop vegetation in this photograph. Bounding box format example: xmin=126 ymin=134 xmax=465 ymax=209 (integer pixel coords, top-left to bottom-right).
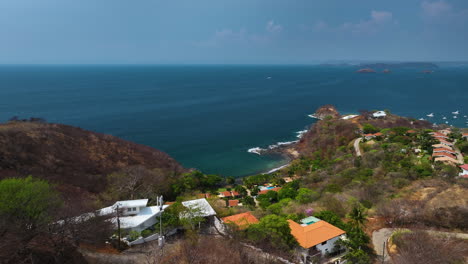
xmin=0 ymin=120 xmax=185 ymax=205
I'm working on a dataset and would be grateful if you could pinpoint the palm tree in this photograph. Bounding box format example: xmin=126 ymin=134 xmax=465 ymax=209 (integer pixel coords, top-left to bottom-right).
xmin=348 ymin=205 xmax=367 ymax=230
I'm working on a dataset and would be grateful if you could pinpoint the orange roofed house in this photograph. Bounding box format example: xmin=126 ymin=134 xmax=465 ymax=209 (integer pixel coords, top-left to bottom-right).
xmin=288 ymin=216 xmax=346 ymax=261
xmin=221 ymin=212 xmax=259 ymax=229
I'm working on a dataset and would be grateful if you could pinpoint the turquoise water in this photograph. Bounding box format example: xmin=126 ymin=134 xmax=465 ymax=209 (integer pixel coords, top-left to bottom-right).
xmin=0 ymin=65 xmax=467 ymax=177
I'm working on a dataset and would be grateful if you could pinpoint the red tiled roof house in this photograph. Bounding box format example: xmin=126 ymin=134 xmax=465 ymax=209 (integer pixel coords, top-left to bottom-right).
xmin=288 ymin=216 xmax=346 ymax=260
xmin=221 ymin=212 xmax=259 ymax=229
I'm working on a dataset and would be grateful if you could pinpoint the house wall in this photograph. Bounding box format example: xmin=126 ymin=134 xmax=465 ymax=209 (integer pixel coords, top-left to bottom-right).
xmin=315 ymin=236 xmax=341 ymax=255
xmin=122 ymin=206 xmax=141 ymax=216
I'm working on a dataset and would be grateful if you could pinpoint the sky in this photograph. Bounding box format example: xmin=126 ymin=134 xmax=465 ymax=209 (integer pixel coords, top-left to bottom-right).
xmin=0 ymin=0 xmax=467 ymax=64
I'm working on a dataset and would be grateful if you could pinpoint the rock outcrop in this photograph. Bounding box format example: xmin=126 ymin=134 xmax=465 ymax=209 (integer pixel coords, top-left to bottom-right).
xmin=312 ymin=105 xmax=341 ymax=120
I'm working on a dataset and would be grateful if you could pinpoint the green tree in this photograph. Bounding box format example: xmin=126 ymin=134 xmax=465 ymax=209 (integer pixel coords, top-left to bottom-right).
xmin=362 ymin=123 xmax=379 ymax=134
xmin=295 ymin=188 xmax=319 ymax=204
xmin=348 ymin=205 xmax=368 ymax=230
xmin=234 ymin=185 xmax=248 ymax=196
xmin=241 ymin=196 xmax=255 ymax=207
xmin=257 ymin=191 xmax=278 ymax=209
xmin=267 ymin=198 xmax=292 ymax=215
xmin=250 ymin=186 xmax=260 ymax=196
xmin=246 ymin=215 xmax=297 ymax=250
xmin=314 ymin=210 xmax=347 ymax=230
xmin=278 ymin=187 xmax=298 ymax=200
xmin=0 ymin=176 xmax=62 ymax=230
xmin=226 ymin=176 xmax=236 ymax=185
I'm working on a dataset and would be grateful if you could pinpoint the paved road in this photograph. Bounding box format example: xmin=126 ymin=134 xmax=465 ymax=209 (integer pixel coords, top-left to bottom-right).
xmin=372 ymin=228 xmax=393 ymax=263
xmin=354 ymin=138 xmax=362 ymax=157
xmin=372 ymin=228 xmax=468 ymax=264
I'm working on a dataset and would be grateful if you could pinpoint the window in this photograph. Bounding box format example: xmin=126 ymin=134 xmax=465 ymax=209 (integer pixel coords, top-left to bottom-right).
xmin=321 ymin=241 xmax=327 ymax=245
xmin=133 ymin=207 xmax=137 ymax=211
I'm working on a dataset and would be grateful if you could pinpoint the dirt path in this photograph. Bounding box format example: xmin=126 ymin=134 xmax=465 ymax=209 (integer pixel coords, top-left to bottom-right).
xmin=372 ymin=228 xmax=468 ymax=264
xmin=354 ymin=137 xmax=362 ymax=157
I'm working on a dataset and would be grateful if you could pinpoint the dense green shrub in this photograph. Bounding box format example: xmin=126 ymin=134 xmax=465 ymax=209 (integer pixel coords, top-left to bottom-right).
xmin=295 ymin=188 xmax=319 ymax=204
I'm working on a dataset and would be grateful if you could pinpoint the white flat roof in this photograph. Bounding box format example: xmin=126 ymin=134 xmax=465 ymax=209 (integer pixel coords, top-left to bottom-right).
xmin=114 ymin=199 xmax=148 ymax=208
xmin=99 ymin=204 xmax=168 ymax=229
xmin=373 ymin=111 xmax=387 ymax=117
xmin=182 ymin=198 xmax=217 ymax=217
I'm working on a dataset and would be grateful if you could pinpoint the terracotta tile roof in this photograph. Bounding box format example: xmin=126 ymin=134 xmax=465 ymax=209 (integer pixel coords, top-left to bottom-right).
xmin=228 ymin=200 xmax=239 ymax=207
xmin=222 ymin=212 xmax=259 ymax=229
xmin=431 ymin=132 xmax=448 ymax=138
xmin=165 ymin=202 xmax=175 ymax=205
xmin=288 ymin=220 xmax=345 ymax=249
xmin=437 ymin=139 xmax=453 ymax=145
xmin=364 ymin=132 xmax=382 ymax=137
xmin=231 ymin=191 xmax=240 ymax=196
xmin=258 ymin=187 xmax=282 ymax=195
xmin=432 ymin=144 xmax=453 ymax=150
xmin=434 ymin=157 xmax=459 ymax=164
xmin=432 ymin=152 xmax=457 ymax=159
xmin=407 ymin=130 xmax=417 ymax=133
xmin=460 ymin=164 xmax=468 ymax=170
xmin=433 ymin=148 xmax=456 ymax=154
xmin=221 ymin=191 xmax=232 ymax=197
xmin=460 ymin=174 xmax=468 ymax=178
xmin=463 ymin=133 xmax=468 ymax=137
xmin=197 ymin=193 xmax=211 ymax=199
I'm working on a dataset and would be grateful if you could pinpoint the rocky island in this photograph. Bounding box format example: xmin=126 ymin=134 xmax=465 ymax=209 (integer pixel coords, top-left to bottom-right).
xmin=356 ymin=68 xmax=376 ymax=73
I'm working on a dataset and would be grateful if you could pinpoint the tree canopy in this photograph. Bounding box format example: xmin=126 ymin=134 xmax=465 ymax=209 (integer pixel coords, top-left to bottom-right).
xmin=0 ymin=176 xmax=62 ymax=230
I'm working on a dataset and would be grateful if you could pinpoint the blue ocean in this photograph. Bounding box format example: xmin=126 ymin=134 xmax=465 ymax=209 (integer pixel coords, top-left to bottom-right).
xmin=0 ymin=65 xmax=467 ymax=177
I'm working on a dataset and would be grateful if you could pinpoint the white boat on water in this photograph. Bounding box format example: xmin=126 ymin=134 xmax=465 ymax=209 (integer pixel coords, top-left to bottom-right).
xmin=452 ymin=110 xmax=459 ymax=115
xmin=426 ymin=113 xmax=434 ymax=117
xmin=419 ymin=118 xmax=425 ymax=120
xmin=453 ymin=116 xmax=458 ymax=119
xmin=445 ymin=121 xmax=449 ymax=124
xmin=442 ymin=117 xmax=447 ymax=120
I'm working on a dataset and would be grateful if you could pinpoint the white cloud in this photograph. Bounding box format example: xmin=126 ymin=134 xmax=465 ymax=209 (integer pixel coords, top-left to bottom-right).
xmin=340 ymin=10 xmax=394 ymax=34
xmin=197 ymin=20 xmax=283 ymax=47
xmin=421 ymin=0 xmax=452 ymax=17
xmin=266 ymin=20 xmax=283 ymax=33
xmin=371 ymin=10 xmax=393 ymax=23
xmin=313 ymin=20 xmax=329 ymax=32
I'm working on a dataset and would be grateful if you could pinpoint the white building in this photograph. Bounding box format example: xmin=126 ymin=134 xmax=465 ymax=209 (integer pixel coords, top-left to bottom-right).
xmin=181 ymin=198 xmax=217 ymax=218
xmin=372 ymin=111 xmax=387 ymax=118
xmin=459 ymin=164 xmax=468 ymax=177
xmin=99 ymin=199 xmax=168 ymax=232
xmin=288 ymin=216 xmax=346 ymax=262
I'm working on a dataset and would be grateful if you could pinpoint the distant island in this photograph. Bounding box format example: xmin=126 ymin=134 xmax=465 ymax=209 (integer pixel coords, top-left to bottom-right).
xmin=359 ymin=62 xmax=439 ymax=70
xmin=356 ymin=68 xmax=376 ymax=73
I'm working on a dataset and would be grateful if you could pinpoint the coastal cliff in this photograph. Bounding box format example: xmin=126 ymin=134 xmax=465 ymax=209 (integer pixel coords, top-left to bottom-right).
xmin=278 ymin=106 xmax=433 ymax=159
xmin=310 ymin=104 xmax=341 ymax=120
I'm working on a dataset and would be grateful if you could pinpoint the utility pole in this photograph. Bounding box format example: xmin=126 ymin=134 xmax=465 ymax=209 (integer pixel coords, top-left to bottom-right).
xmin=158 ymin=195 xmax=165 ymax=256
xmin=381 ymin=241 xmax=386 ymax=264
xmin=116 ymin=204 xmax=121 ymax=250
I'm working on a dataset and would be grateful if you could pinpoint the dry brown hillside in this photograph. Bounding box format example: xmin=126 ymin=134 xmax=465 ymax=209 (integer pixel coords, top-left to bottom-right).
xmin=0 ymin=121 xmax=185 ymax=204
